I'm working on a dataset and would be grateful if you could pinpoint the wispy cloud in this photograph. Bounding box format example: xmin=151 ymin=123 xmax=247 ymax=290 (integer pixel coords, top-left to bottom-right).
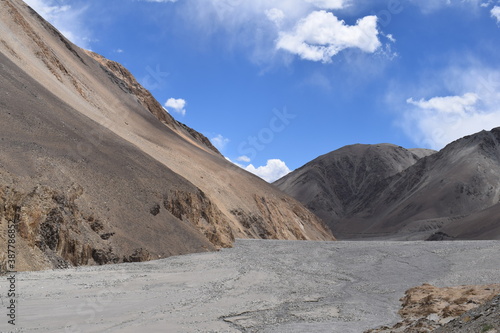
xmin=24 ymin=0 xmax=92 ymax=49
xmin=407 ymin=93 xmax=480 ymax=116
xmin=237 ymin=155 xmax=251 ymax=163
xmin=492 ymin=6 xmax=500 ymax=23
xmin=409 ymin=0 xmax=485 ymax=13
xmin=211 ymin=134 xmax=230 ymax=151
xmin=304 ymin=0 xmax=350 ymax=9
xmin=398 ymin=65 xmax=500 ymax=149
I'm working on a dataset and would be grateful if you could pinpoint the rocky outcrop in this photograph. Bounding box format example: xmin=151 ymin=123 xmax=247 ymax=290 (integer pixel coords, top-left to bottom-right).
xmin=0 ymin=184 xmax=118 ymax=270
xmin=365 ymin=284 xmax=500 ymax=333
xmin=436 ymin=294 xmax=500 ymax=333
xmin=164 ymin=188 xmax=235 ymax=248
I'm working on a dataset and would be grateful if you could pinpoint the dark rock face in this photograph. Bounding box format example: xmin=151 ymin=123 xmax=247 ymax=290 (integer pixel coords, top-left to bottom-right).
xmin=163 ymin=189 xmax=235 ymax=248
xmin=426 ymin=232 xmax=455 ymax=241
xmin=276 ymin=130 xmax=500 ymax=240
xmin=2 ymin=185 xmax=115 ymax=268
xmin=435 ymin=295 xmax=500 ymax=333
xmin=123 ymin=248 xmax=151 ymax=263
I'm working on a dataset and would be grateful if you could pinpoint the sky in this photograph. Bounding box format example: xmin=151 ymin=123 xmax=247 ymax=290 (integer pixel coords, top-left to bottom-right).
xmin=25 ymin=0 xmax=500 ymax=182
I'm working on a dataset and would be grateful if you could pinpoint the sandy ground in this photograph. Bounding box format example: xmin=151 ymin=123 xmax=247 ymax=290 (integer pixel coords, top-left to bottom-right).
xmin=2 ymin=239 xmax=500 ymax=333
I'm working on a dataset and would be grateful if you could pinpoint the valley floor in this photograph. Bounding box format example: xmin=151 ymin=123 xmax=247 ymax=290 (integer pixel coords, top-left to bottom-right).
xmin=3 ymin=239 xmax=500 ymax=332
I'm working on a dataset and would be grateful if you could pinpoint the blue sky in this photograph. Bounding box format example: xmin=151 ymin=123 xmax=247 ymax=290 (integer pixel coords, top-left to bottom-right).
xmin=26 ymin=0 xmax=500 ymax=182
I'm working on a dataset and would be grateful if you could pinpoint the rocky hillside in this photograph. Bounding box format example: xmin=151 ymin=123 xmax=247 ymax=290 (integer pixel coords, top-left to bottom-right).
xmin=436 ymin=294 xmax=500 ymax=333
xmin=0 ymin=0 xmax=334 ymax=271
xmin=366 ymin=284 xmax=500 ymax=333
xmin=276 ymin=129 xmax=500 ymax=240
xmin=275 ymin=143 xmax=436 ymax=237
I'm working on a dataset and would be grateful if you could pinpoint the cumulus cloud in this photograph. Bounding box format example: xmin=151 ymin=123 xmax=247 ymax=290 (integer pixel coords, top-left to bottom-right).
xmin=177 ymin=0 xmax=385 ymax=64
xmin=400 ymin=66 xmax=500 ymax=149
xmin=24 ymin=0 xmax=91 ymax=49
xmin=276 ymin=11 xmax=381 ymax=63
xmin=245 ymin=159 xmax=291 ymax=183
xmin=492 ymin=6 xmax=500 ymax=23
xmin=211 ymin=134 xmax=230 ymax=151
xmin=164 ymin=98 xmax=187 ymax=116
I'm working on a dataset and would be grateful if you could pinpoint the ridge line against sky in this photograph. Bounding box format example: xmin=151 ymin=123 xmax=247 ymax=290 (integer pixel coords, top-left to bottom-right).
xmin=22 ymin=0 xmax=500 ymax=182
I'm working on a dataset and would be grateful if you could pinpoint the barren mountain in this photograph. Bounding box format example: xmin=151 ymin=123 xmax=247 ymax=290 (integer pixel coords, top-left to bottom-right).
xmin=274 ymin=143 xmax=436 ymax=235
xmin=276 ymin=129 xmax=500 ymax=239
xmin=0 ymin=0 xmax=334 ymax=271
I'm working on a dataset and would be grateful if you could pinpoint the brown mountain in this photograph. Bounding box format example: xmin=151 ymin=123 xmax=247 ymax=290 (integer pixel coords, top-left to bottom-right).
xmin=276 ymin=129 xmax=500 ymax=240
xmin=0 ymin=0 xmax=334 ymax=271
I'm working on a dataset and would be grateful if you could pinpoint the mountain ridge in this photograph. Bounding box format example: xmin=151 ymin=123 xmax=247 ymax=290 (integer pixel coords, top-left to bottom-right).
xmin=276 ymin=129 xmax=500 ymax=240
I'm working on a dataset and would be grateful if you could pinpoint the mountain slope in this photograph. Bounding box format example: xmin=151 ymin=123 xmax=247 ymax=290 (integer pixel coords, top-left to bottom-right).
xmin=276 ymin=129 xmax=500 ymax=240
xmin=274 ymin=144 xmax=436 ymax=232
xmin=354 ymin=129 xmax=500 ymax=238
xmin=0 ymin=0 xmax=334 ymax=271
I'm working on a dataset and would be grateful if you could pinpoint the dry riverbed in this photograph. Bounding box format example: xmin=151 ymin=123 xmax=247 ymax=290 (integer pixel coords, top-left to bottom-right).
xmin=2 ymin=239 xmax=500 ymax=332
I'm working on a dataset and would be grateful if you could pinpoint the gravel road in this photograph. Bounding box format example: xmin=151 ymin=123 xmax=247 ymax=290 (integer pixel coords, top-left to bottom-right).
xmin=2 ymin=240 xmax=500 ymax=333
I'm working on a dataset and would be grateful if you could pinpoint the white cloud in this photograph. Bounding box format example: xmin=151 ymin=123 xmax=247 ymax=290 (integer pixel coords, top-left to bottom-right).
xmin=386 ymin=34 xmax=396 ymax=43
xmin=245 ymin=159 xmax=291 ymax=183
xmin=211 ymin=134 xmax=230 ymax=151
xmin=407 ymin=93 xmax=480 ymax=116
xmin=305 ymin=0 xmax=349 ymax=9
xmin=24 ymin=0 xmax=91 ymax=49
xmin=164 ymin=98 xmax=187 ymax=116
xmin=265 ymin=8 xmax=285 ymax=27
xmin=176 ymin=0 xmax=386 ymax=65
xmin=492 ymin=6 xmax=500 ymax=23
xmin=237 ymin=155 xmax=251 ymax=163
xmin=276 ymin=11 xmax=381 ymax=63
xmin=400 ymin=67 xmax=500 ymax=149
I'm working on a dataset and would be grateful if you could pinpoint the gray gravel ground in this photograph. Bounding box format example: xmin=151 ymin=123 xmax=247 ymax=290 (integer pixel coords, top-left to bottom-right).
xmin=2 ymin=239 xmax=500 ymax=333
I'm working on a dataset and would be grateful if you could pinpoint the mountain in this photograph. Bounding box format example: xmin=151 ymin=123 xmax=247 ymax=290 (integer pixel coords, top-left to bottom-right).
xmin=276 ymin=129 xmax=500 ymax=240
xmin=274 ymin=144 xmax=436 ymax=236
xmin=0 ymin=0 xmax=334 ymax=271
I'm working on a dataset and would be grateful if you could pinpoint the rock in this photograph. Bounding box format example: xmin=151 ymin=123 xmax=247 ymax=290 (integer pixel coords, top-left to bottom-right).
xmin=426 ymin=232 xmax=455 ymax=241
xmin=366 ymin=284 xmax=500 ymax=333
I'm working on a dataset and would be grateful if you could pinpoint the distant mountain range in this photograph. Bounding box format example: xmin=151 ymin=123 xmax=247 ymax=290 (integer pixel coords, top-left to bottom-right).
xmin=276 ymin=130 xmax=500 ymax=240
xmin=0 ymin=0 xmax=333 ymax=271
